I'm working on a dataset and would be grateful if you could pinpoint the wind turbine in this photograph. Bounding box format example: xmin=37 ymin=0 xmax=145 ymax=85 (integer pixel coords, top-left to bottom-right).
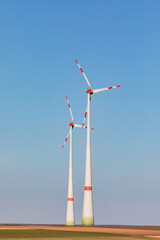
xmin=62 ymin=96 xmax=94 ymax=225
xmin=75 ymin=59 xmax=121 ymax=225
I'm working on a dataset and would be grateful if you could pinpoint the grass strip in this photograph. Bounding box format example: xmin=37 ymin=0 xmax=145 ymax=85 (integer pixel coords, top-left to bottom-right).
xmin=0 ymin=229 xmax=141 ymax=238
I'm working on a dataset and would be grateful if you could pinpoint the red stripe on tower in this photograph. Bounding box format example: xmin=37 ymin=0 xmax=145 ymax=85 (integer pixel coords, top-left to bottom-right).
xmin=67 ymin=198 xmax=74 ymax=201
xmin=84 ymin=186 xmax=92 ymax=190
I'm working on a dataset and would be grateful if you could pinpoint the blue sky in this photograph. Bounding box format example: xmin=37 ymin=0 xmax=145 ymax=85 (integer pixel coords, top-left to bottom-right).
xmin=0 ymin=0 xmax=160 ymax=225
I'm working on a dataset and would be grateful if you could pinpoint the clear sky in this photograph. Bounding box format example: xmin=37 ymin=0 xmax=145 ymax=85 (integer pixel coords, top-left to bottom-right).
xmin=0 ymin=0 xmax=160 ymax=225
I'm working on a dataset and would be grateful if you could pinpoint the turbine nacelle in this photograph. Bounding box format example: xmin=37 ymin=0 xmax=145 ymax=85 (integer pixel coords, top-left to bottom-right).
xmin=69 ymin=122 xmax=74 ymax=127
xmin=86 ymin=88 xmax=93 ymax=94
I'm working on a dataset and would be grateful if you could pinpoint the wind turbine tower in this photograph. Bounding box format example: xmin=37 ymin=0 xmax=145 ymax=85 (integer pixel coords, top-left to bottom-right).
xmin=62 ymin=96 xmax=93 ymax=225
xmin=75 ymin=59 xmax=121 ymax=225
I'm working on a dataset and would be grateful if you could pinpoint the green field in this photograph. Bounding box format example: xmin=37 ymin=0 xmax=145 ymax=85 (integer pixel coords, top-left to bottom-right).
xmin=0 ymin=229 xmax=150 ymax=239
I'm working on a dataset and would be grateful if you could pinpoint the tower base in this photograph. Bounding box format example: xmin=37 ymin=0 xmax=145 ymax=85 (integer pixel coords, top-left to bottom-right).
xmin=66 ymin=221 xmax=75 ymax=226
xmin=82 ymin=216 xmax=94 ymax=225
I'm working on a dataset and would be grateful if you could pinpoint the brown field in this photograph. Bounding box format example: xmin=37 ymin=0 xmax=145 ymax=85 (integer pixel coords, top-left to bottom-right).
xmin=0 ymin=225 xmax=160 ymax=239
xmin=1 ymin=225 xmax=160 ymax=235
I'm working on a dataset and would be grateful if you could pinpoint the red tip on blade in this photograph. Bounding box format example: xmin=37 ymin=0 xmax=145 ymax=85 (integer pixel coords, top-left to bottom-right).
xmin=66 ymin=96 xmax=68 ymax=99
xmin=91 ymin=128 xmax=94 ymax=130
xmin=75 ymin=59 xmax=78 ymax=64
xmin=117 ymin=85 xmax=121 ymax=88
xmin=108 ymin=86 xmax=113 ymax=90
xmin=65 ymin=138 xmax=68 ymax=142
xmin=68 ymin=103 xmax=70 ymax=108
xmin=62 ymin=145 xmax=64 ymax=149
xmin=80 ymin=68 xmax=83 ymax=73
xmin=84 ymin=112 xmax=87 ymax=118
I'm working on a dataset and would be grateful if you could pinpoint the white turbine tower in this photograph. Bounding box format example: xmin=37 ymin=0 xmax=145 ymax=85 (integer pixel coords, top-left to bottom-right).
xmin=62 ymin=96 xmax=94 ymax=225
xmin=75 ymin=59 xmax=121 ymax=225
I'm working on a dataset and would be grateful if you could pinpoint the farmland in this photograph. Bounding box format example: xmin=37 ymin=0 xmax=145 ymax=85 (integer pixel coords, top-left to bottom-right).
xmin=0 ymin=225 xmax=160 ymax=239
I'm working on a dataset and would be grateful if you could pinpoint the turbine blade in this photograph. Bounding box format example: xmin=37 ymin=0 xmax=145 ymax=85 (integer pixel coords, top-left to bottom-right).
xmin=74 ymin=123 xmax=84 ymax=128
xmin=93 ymin=85 xmax=121 ymax=94
xmin=66 ymin=96 xmax=74 ymax=122
xmin=82 ymin=104 xmax=88 ymax=128
xmin=74 ymin=123 xmax=94 ymax=130
xmin=61 ymin=128 xmax=71 ymax=149
xmin=82 ymin=95 xmax=92 ymax=127
xmin=75 ymin=59 xmax=92 ymax=89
